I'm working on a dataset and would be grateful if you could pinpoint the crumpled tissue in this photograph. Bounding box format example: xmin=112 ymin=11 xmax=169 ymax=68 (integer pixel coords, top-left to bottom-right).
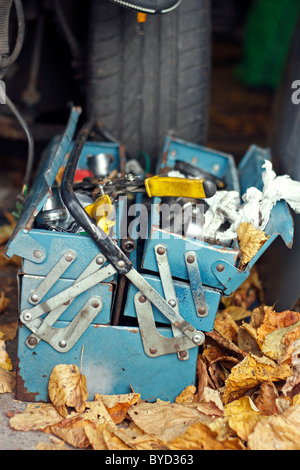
xmin=204 ymin=160 xmax=300 ymax=244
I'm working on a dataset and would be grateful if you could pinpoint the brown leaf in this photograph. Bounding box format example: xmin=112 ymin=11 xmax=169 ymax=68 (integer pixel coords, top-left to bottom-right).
xmin=237 ymin=222 xmax=270 ymax=267
xmin=255 ymin=381 xmax=279 ymax=416
xmin=48 ymin=364 xmax=88 ymax=418
xmin=45 ymin=417 xmax=95 ymax=449
xmin=205 ymin=330 xmax=246 ymax=360
xmin=0 ymin=322 xmax=17 ymax=341
xmin=196 ymin=356 xmax=209 ymax=400
xmin=237 ymin=323 xmax=262 ymax=356
xmin=257 ymin=307 xmax=300 ymax=343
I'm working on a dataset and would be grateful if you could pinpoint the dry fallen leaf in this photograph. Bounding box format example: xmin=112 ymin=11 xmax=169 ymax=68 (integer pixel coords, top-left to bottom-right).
xmin=257 ymin=307 xmax=300 ymax=343
xmin=223 ymin=353 xmax=292 ymax=404
xmin=36 ymin=437 xmax=69 ymax=450
xmin=44 ymin=416 xmax=96 ymax=449
xmin=10 ymin=403 xmax=63 ymax=432
xmin=224 ymin=396 xmax=262 ymax=441
xmin=175 ymin=385 xmax=197 ymax=404
xmin=96 ymin=392 xmax=141 ymax=424
xmin=254 ymin=381 xmax=279 ymax=416
xmin=248 ymin=404 xmax=300 ymax=450
xmin=214 ymin=312 xmax=239 ymax=342
xmin=48 ymin=364 xmax=88 ymax=418
xmin=127 ymin=401 xmax=207 ymax=442
xmin=0 ymin=333 xmax=12 ymax=371
xmin=102 ymin=427 xmax=132 ymax=450
xmin=166 ymin=421 xmax=244 ymax=450
xmin=84 ymin=423 xmax=108 ymax=450
xmin=261 ymin=321 xmax=300 ymax=362
xmin=0 ymin=366 xmax=15 ymax=394
xmin=81 ymin=398 xmax=116 ymax=427
xmin=237 ymin=222 xmax=270 ymax=267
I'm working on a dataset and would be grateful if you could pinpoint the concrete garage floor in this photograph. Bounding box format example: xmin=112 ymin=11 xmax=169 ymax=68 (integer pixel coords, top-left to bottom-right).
xmin=0 ymin=39 xmax=274 ymax=450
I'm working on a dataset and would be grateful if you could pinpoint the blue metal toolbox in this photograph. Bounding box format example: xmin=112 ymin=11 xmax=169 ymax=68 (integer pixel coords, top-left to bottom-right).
xmin=5 ymin=107 xmax=294 ymax=402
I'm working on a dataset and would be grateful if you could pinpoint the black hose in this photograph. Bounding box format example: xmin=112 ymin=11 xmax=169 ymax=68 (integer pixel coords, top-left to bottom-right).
xmin=60 ymin=120 xmax=132 ymax=275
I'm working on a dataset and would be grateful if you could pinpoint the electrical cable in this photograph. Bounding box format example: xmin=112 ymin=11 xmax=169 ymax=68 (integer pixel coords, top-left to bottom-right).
xmin=5 ymin=94 xmax=34 ymax=198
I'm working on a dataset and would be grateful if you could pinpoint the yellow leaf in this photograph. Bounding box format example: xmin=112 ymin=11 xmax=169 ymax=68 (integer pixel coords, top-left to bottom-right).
xmin=45 ymin=417 xmax=94 ymax=449
xmin=262 ymin=321 xmax=300 ymax=362
xmin=0 ymin=336 xmax=12 ymax=371
xmin=224 ymin=397 xmax=262 ymax=441
xmin=10 ymin=403 xmax=63 ymax=432
xmin=214 ymin=312 xmax=239 ymax=342
xmin=81 ymin=399 xmax=116 ymax=428
xmin=248 ymin=405 xmax=300 ymax=450
xmin=223 ymin=354 xmax=292 ymax=404
xmin=237 ymin=222 xmax=269 ymax=267
xmin=167 ymin=421 xmax=244 ymax=450
xmin=293 ymin=394 xmax=300 ymax=406
xmin=36 ymin=438 xmax=69 ymax=450
xmin=48 ymin=364 xmax=88 ymax=418
xmin=96 ymin=392 xmax=141 ymax=424
xmin=103 ymin=428 xmax=132 ymax=450
xmin=0 ymin=366 xmax=15 ymax=394
xmin=127 ymin=401 xmax=206 ymax=443
xmin=84 ymin=423 xmax=108 ymax=450
xmin=175 ymin=385 xmax=197 ymax=404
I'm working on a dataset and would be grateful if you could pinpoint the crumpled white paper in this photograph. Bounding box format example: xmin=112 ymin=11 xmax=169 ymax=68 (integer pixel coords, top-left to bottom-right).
xmin=204 ymin=160 xmax=300 ymax=244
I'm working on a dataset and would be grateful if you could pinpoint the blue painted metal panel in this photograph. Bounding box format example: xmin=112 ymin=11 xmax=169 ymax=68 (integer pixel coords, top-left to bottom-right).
xmin=123 ymin=274 xmax=221 ymax=332
xmin=5 ymin=107 xmax=81 ymax=260
xmin=158 ymin=136 xmax=240 ymax=192
xmin=21 ymin=230 xmax=116 ymax=282
xmin=17 ymin=322 xmax=199 ymax=402
xmin=142 ymin=232 xmax=240 ymax=290
xmin=20 ymin=275 xmax=113 ymax=324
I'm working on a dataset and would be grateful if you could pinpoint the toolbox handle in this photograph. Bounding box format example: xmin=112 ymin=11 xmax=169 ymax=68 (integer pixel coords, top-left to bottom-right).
xmin=60 ymin=119 xmax=132 ymax=275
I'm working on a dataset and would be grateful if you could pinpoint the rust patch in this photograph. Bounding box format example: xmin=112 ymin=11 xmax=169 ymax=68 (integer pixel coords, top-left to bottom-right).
xmin=15 ymin=358 xmax=39 ymax=402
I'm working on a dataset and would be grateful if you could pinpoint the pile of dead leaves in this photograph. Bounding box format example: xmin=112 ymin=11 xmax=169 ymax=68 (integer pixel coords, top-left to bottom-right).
xmin=1 ymin=264 xmax=300 ymax=450
xmin=0 ymin=299 xmax=300 ymax=450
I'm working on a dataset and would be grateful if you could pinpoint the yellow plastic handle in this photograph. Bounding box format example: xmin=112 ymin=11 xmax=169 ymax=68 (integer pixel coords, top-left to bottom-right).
xmin=85 ymin=195 xmax=115 ymax=234
xmin=144 ymin=176 xmax=216 ymax=199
